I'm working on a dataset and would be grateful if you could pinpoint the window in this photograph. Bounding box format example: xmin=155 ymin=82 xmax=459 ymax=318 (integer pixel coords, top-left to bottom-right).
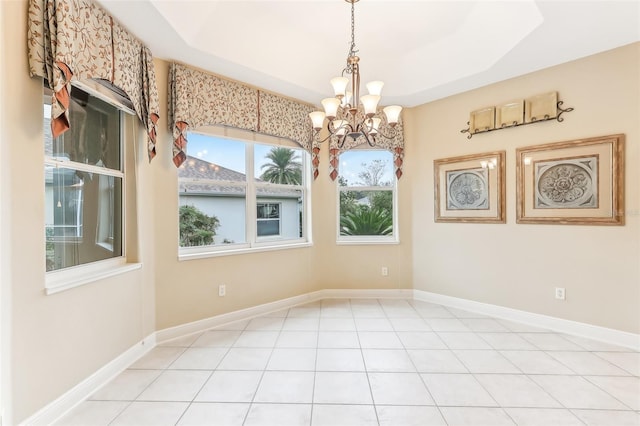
xmin=337 ymin=149 xmax=397 ymax=243
xmin=178 ymin=131 xmax=310 ymax=258
xmin=257 ymin=203 xmax=281 ymax=237
xmin=44 ymin=82 xmax=132 ymax=282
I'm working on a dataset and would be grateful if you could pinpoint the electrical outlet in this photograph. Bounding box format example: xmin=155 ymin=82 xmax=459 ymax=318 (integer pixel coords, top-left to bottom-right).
xmin=381 ymin=266 xmax=389 ymax=276
xmin=555 ymin=287 xmax=566 ymax=300
xmin=219 ymin=284 xmax=226 ymax=297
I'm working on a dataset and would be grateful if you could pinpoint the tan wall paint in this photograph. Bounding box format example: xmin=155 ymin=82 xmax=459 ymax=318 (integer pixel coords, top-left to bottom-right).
xmin=310 ymin=143 xmax=414 ymax=291
xmin=0 ymin=0 xmax=9 ymax=421
xmin=152 ymin=60 xmax=412 ymax=330
xmin=2 ymin=2 xmax=157 ymax=423
xmin=2 ymin=1 xmax=637 ymax=422
xmin=406 ymin=43 xmax=640 ymax=334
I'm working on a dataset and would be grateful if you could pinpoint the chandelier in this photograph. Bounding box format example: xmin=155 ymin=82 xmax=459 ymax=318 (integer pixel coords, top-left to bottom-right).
xmin=308 ymin=0 xmax=402 ymax=147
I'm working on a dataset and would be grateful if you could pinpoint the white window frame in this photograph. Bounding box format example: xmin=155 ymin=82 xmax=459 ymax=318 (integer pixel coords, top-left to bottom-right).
xmin=256 ymin=202 xmax=282 ymax=237
xmin=44 ymin=81 xmax=140 ymax=295
xmin=336 ymin=149 xmax=399 ymax=245
xmin=178 ymin=130 xmax=312 ymax=261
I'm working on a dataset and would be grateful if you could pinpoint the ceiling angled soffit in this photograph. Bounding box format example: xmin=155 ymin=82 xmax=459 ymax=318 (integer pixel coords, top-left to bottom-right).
xmin=146 ymin=0 xmax=536 ymax=104
xmin=98 ymin=0 xmax=640 ymax=108
xmin=392 ymin=1 xmax=543 ymax=96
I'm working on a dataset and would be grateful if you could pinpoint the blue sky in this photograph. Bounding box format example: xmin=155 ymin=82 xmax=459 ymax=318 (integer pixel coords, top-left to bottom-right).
xmin=186 ymin=132 xmax=393 ymax=183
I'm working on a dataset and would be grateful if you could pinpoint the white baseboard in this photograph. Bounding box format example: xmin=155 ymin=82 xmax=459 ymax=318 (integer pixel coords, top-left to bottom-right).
xmin=156 ymin=288 xmax=411 ymax=344
xmin=23 ymin=288 xmax=638 ymax=426
xmin=21 ymin=334 xmax=156 ymax=426
xmin=414 ymin=290 xmax=640 ymax=351
xmin=156 ymin=291 xmax=324 ymax=344
xmin=320 ymin=288 xmax=413 ymax=300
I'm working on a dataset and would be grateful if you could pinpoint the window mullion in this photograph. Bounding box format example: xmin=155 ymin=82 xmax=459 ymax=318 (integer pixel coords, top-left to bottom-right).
xmin=44 ymin=158 xmax=124 ymax=178
xmin=246 ymin=142 xmax=257 ymax=245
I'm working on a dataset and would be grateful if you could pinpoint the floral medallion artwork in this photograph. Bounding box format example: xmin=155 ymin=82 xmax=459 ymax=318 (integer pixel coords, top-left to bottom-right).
xmin=434 ymin=151 xmax=505 ymax=223
xmin=534 ymin=157 xmax=597 ymax=209
xmin=446 ymin=169 xmax=489 ymax=210
xmin=516 ymin=134 xmax=624 ymax=225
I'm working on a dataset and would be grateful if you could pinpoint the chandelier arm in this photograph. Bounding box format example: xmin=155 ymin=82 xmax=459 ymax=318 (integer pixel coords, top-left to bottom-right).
xmin=370 ymin=126 xmax=399 ymax=141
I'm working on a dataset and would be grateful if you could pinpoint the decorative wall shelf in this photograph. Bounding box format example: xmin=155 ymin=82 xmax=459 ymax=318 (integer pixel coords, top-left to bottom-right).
xmin=460 ymin=92 xmax=574 ymax=139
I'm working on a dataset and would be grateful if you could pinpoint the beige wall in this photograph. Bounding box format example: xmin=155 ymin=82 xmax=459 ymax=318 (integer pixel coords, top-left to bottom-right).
xmin=1 ymin=3 xmax=412 ymax=422
xmin=2 ymin=1 xmax=157 ymax=423
xmin=405 ymin=43 xmax=640 ymax=334
xmin=2 ymin=0 xmax=637 ymax=422
xmin=151 ymin=60 xmax=413 ymax=331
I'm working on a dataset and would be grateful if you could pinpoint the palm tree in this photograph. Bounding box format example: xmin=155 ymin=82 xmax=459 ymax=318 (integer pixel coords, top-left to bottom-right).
xmin=340 ymin=206 xmax=393 ymax=236
xmin=260 ymin=147 xmax=302 ymax=185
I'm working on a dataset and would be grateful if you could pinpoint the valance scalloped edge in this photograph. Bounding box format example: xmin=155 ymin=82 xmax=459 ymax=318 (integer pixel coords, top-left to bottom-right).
xmin=168 ymin=62 xmax=321 ymax=177
xmin=27 ymin=0 xmax=160 ymax=161
xmin=327 ymin=107 xmax=406 ymax=181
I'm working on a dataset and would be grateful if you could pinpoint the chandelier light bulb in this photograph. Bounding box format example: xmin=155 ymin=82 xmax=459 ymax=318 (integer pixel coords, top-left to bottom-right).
xmin=366 ymin=81 xmax=384 ymax=96
xmin=321 ymin=97 xmax=341 ymax=119
xmin=330 ymin=77 xmax=349 ymax=98
xmin=308 ymin=0 xmax=402 ymax=148
xmin=341 ymin=91 xmax=353 ymax=107
xmin=360 ymin=94 xmax=380 ymax=117
xmin=369 ymin=117 xmax=382 ymax=134
xmin=332 ymin=119 xmax=348 ymax=136
xmin=383 ymin=105 xmax=402 ymax=126
xmin=309 ymin=111 xmax=326 ymax=130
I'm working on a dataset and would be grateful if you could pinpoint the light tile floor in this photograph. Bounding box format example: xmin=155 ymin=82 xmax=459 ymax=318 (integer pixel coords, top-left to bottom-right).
xmin=56 ymin=299 xmax=640 ymax=426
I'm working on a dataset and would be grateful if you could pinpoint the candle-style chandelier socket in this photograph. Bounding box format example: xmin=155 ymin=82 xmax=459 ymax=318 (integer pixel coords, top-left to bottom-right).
xmin=309 ymin=0 xmax=402 ymax=147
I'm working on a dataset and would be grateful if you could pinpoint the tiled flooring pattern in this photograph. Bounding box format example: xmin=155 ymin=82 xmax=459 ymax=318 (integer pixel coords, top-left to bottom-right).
xmin=56 ymin=299 xmax=640 ymax=425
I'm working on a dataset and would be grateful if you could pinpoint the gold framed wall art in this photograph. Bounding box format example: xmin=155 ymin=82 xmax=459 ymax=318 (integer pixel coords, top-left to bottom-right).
xmin=434 ymin=151 xmax=506 ymax=223
xmin=516 ymin=134 xmax=625 ymax=225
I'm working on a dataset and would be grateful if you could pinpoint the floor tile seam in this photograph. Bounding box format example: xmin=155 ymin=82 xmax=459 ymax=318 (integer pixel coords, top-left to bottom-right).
xmin=241 ymin=318 xmax=290 ymax=426
xmin=382 ymin=302 xmax=445 ymax=422
xmin=104 ymin=399 xmax=136 ymax=426
xmin=433 ymin=365 xmax=504 ymax=408
xmin=172 ymin=400 xmax=197 ymax=426
xmin=472 ymin=371 xmax=567 ymax=410
xmin=541 ymin=349 xmax=624 ymax=376
xmin=568 ymin=407 xmax=640 ymax=413
xmin=120 ymin=362 xmax=180 ymax=404
xmin=355 ymin=298 xmax=382 ymax=425
xmin=453 ymin=347 xmax=526 ymax=376
xmin=581 ymin=375 xmax=639 ymax=411
xmin=524 ymin=373 xmax=632 ymax=412
xmin=309 ymin=315 xmax=322 ymax=426
xmin=590 ymin=351 xmax=640 ymax=376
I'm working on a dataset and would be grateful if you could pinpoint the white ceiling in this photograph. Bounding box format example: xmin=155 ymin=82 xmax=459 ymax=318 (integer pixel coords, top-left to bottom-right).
xmin=97 ymin=0 xmax=639 ymax=108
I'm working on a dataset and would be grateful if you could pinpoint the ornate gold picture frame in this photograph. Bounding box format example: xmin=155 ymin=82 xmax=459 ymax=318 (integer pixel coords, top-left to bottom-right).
xmin=516 ymin=134 xmax=625 ymax=225
xmin=434 ymin=151 xmax=506 ymax=223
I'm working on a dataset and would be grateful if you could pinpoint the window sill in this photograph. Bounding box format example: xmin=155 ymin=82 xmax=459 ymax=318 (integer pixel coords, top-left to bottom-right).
xmin=179 ymin=241 xmax=312 ymax=261
xmin=45 ymin=260 xmax=142 ymax=295
xmin=336 ymin=237 xmax=399 ymax=246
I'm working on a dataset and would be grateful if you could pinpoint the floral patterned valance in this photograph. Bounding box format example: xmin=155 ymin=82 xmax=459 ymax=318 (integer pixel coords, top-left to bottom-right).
xmin=328 ymin=107 xmax=405 ymax=180
xmin=168 ymin=63 xmax=315 ymax=169
xmin=27 ymin=0 xmax=160 ymax=161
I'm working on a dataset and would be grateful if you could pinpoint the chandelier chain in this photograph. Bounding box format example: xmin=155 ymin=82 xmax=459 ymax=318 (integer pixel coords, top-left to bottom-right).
xmin=308 ymin=0 xmax=402 ymax=148
xmin=344 ymin=0 xmax=358 ymax=75
xmin=350 ymin=0 xmax=356 ymax=56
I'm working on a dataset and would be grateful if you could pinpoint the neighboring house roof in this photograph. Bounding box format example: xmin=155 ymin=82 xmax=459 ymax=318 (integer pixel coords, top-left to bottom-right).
xmin=178 ymin=155 xmax=300 ymax=199
xmin=178 ymin=155 xmax=247 ymax=182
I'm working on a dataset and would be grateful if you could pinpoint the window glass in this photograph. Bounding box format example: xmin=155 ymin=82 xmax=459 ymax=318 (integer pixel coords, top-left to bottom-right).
xmin=254 ymin=144 xmax=303 ymax=185
xmin=257 ymin=203 xmax=281 ymax=236
xmin=44 ymin=85 xmax=124 ymax=272
xmin=178 ymin=133 xmax=309 ymax=254
xmin=256 ymin=188 xmax=304 ymax=240
xmin=46 ymin=93 xmax=121 ymax=169
xmin=338 ymin=149 xmax=396 ymax=240
xmin=178 ymin=136 xmax=247 ymax=247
